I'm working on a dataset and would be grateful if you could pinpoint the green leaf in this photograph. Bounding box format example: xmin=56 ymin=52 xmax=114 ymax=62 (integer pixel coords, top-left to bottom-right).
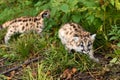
xmin=110 ymin=0 xmax=115 ymax=6
xmin=110 ymin=57 xmax=118 ymax=63
xmin=62 ymin=14 xmax=69 ymax=23
xmin=34 ymin=1 xmax=42 ymax=7
xmin=72 ymin=15 xmax=81 ymax=23
xmin=117 ymin=42 xmax=120 ymax=47
xmin=108 ymin=32 xmax=116 ymax=35
xmin=25 ymin=1 xmax=32 ymax=6
xmin=115 ymin=0 xmax=120 ymax=10
xmin=109 ymin=36 xmax=118 ymax=40
xmin=68 ymin=0 xmax=78 ymax=8
xmin=60 ymin=3 xmax=69 ymax=13
xmin=51 ymin=8 xmax=57 ymax=17
xmin=86 ymin=15 xmax=95 ymax=24
xmin=117 ymin=30 xmax=120 ymax=34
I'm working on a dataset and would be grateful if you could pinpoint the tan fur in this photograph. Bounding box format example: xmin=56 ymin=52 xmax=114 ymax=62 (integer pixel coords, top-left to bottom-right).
xmin=1 ymin=10 xmax=50 ymax=44
xmin=58 ymin=22 xmax=99 ymax=62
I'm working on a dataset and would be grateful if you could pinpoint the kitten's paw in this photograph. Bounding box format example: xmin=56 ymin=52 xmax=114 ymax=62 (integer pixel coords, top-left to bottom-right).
xmin=94 ymin=58 xmax=99 ymax=63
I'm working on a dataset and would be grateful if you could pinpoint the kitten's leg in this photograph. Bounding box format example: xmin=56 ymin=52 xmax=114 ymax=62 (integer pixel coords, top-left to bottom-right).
xmin=4 ymin=30 xmax=15 ymax=44
xmin=36 ymin=28 xmax=43 ymax=37
xmin=89 ymin=49 xmax=99 ymax=62
xmin=65 ymin=44 xmax=73 ymax=53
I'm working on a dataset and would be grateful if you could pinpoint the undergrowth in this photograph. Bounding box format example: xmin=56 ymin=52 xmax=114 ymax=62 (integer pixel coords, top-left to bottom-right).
xmin=0 ymin=0 xmax=120 ymax=79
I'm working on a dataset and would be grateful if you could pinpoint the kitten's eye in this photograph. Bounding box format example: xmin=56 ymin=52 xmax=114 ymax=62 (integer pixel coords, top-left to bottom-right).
xmin=88 ymin=41 xmax=92 ymax=47
xmin=80 ymin=42 xmax=84 ymax=47
xmin=44 ymin=13 xmax=48 ymax=15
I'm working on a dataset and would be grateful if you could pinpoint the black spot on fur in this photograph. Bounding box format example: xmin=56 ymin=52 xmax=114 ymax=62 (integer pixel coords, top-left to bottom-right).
xmin=66 ymin=32 xmax=68 ymax=35
xmin=75 ymin=28 xmax=78 ymax=31
xmin=29 ymin=18 xmax=31 ymax=21
xmin=37 ymin=26 xmax=39 ymax=28
xmin=23 ymin=20 xmax=27 ymax=22
xmin=10 ymin=20 xmax=17 ymax=24
xmin=69 ymin=27 xmax=72 ymax=30
xmin=0 ymin=25 xmax=3 ymax=30
xmin=30 ymin=23 xmax=32 ymax=25
xmin=69 ymin=32 xmax=72 ymax=35
xmin=22 ymin=26 xmax=25 ymax=30
xmin=26 ymin=23 xmax=28 ymax=26
xmin=37 ymin=22 xmax=41 ymax=25
xmin=34 ymin=18 xmax=38 ymax=22
xmin=70 ymin=23 xmax=76 ymax=28
xmin=20 ymin=23 xmax=23 ymax=25
xmin=37 ymin=18 xmax=40 ymax=21
xmin=14 ymin=19 xmax=17 ymax=22
xmin=74 ymin=34 xmax=79 ymax=37
xmin=18 ymin=19 xmax=22 ymax=22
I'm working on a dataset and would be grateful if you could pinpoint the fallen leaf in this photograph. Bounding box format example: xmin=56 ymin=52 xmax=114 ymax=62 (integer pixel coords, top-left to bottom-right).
xmin=46 ymin=70 xmax=51 ymax=76
xmin=60 ymin=68 xmax=77 ymax=79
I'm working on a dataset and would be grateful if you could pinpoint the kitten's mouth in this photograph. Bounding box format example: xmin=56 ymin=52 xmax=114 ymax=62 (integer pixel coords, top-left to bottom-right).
xmin=82 ymin=50 xmax=90 ymax=54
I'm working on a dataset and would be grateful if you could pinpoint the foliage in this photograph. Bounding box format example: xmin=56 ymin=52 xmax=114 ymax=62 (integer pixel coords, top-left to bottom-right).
xmin=108 ymin=25 xmax=120 ymax=64
xmin=108 ymin=25 xmax=120 ymax=47
xmin=23 ymin=64 xmax=51 ymax=80
xmin=0 ymin=0 xmax=120 ymax=79
xmin=0 ymin=29 xmax=6 ymax=44
xmin=42 ymin=40 xmax=95 ymax=76
xmin=9 ymin=32 xmax=47 ymax=58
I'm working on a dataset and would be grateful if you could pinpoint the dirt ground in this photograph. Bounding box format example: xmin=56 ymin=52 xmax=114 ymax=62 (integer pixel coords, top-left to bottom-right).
xmin=0 ymin=53 xmax=120 ymax=80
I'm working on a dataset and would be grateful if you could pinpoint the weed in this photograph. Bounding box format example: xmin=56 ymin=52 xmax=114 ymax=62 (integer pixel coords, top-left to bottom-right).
xmin=0 ymin=0 xmax=120 ymax=79
xmin=108 ymin=25 xmax=120 ymax=64
xmin=23 ymin=63 xmax=52 ymax=80
xmin=108 ymin=25 xmax=120 ymax=47
xmin=9 ymin=32 xmax=47 ymax=58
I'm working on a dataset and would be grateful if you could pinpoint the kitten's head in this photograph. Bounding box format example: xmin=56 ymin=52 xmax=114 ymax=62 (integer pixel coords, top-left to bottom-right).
xmin=73 ymin=34 xmax=96 ymax=54
xmin=38 ymin=10 xmax=50 ymax=18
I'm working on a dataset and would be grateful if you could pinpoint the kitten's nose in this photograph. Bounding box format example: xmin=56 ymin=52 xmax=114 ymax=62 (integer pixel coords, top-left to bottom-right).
xmin=82 ymin=50 xmax=90 ymax=54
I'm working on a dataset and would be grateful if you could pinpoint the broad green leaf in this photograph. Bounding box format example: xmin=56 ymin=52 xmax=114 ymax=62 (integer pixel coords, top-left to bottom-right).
xmin=72 ymin=15 xmax=81 ymax=23
xmin=110 ymin=36 xmax=118 ymax=40
xmin=86 ymin=15 xmax=95 ymax=23
xmin=60 ymin=3 xmax=69 ymax=13
xmin=110 ymin=0 xmax=115 ymax=6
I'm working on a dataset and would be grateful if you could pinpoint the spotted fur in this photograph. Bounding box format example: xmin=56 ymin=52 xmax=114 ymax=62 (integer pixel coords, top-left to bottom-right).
xmin=0 ymin=10 xmax=50 ymax=44
xmin=58 ymin=22 xmax=99 ymax=62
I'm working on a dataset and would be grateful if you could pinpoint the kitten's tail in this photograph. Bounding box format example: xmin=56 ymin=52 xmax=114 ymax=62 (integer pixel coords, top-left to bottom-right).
xmin=0 ymin=25 xmax=3 ymax=30
xmin=0 ymin=21 xmax=11 ymax=30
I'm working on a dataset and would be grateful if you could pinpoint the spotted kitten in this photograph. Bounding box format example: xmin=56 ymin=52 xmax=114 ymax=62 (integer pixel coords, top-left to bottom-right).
xmin=58 ymin=23 xmax=99 ymax=62
xmin=0 ymin=10 xmax=50 ymax=44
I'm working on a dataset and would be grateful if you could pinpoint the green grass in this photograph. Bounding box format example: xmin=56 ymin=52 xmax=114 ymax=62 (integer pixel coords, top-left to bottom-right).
xmin=0 ymin=0 xmax=120 ymax=79
xmin=9 ymin=32 xmax=46 ymax=58
xmin=0 ymin=30 xmax=98 ymax=79
xmin=23 ymin=63 xmax=52 ymax=80
xmin=22 ymin=40 xmax=97 ymax=79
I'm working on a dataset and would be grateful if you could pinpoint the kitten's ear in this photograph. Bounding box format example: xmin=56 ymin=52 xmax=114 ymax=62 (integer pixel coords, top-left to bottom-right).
xmin=91 ymin=34 xmax=96 ymax=40
xmin=41 ymin=10 xmax=50 ymax=18
xmin=38 ymin=10 xmax=50 ymax=18
xmin=73 ymin=37 xmax=79 ymax=42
